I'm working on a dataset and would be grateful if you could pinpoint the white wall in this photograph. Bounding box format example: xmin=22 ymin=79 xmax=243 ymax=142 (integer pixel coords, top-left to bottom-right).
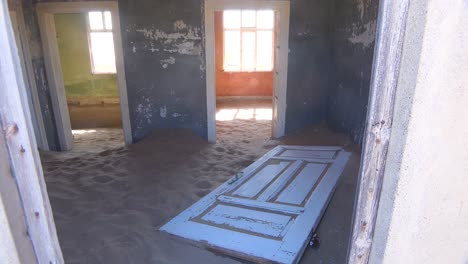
xmin=370 ymin=0 xmax=468 ymax=263
xmin=0 ymin=200 xmax=21 ymax=264
xmin=0 ymin=127 xmax=37 ymax=264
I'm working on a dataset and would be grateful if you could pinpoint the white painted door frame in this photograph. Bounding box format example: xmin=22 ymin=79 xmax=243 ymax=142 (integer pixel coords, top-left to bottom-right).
xmin=9 ymin=10 xmax=49 ymax=150
xmin=0 ymin=0 xmax=416 ymax=262
xmin=204 ymin=0 xmax=290 ymax=142
xmin=37 ymin=1 xmax=132 ymax=151
xmin=0 ymin=0 xmax=64 ymax=261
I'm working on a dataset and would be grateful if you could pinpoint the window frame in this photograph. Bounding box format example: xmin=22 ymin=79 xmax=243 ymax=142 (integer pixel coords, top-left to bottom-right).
xmin=222 ymin=10 xmax=275 ymax=73
xmin=86 ymin=11 xmax=116 ymax=75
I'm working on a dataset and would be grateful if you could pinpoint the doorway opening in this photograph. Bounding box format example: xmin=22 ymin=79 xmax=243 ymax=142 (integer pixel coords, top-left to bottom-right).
xmin=205 ymin=0 xmax=290 ymax=143
xmin=54 ymin=11 xmax=123 ymax=152
xmin=1 ymin=0 xmax=406 ymax=263
xmin=37 ymin=2 xmax=132 ymax=151
xmin=215 ymin=9 xmax=275 ymax=143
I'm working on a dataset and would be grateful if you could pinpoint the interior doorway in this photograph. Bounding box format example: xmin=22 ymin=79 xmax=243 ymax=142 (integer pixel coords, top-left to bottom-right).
xmin=205 ymin=0 xmax=290 ymax=143
xmin=0 ymin=0 xmax=412 ymax=262
xmin=214 ymin=9 xmax=275 ymax=142
xmin=54 ymin=11 xmax=124 ymax=151
xmin=37 ymin=2 xmax=132 ymax=151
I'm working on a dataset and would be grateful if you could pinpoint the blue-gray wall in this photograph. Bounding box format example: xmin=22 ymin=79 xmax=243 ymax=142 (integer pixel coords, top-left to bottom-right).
xmin=327 ymin=0 xmax=379 ymax=144
xmin=118 ymin=0 xmax=207 ymax=141
xmin=23 ymin=0 xmax=61 ymax=150
xmin=285 ymin=0 xmax=334 ymax=134
xmin=21 ymin=0 xmax=378 ymax=149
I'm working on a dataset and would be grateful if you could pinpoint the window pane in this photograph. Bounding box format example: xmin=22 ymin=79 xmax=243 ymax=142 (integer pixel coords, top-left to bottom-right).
xmin=241 ymin=10 xmax=256 ymax=27
xmin=257 ymin=10 xmax=274 ymax=29
xmin=223 ymin=10 xmax=240 ymax=29
xmin=89 ymin=32 xmax=116 ymax=73
xmin=89 ymin=11 xmax=103 ymax=30
xmin=224 ymin=30 xmax=241 ymax=71
xmin=257 ymin=31 xmax=273 ymax=71
xmin=241 ymin=31 xmax=255 ymax=71
xmin=104 ymin=11 xmax=112 ymax=30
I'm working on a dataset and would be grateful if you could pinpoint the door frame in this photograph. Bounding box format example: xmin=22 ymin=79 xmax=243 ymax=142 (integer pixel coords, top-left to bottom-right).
xmin=347 ymin=0 xmax=410 ymax=263
xmin=0 ymin=0 xmax=410 ymax=262
xmin=0 ymin=1 xmax=64 ymax=262
xmin=37 ymin=1 xmax=132 ymax=151
xmin=204 ymin=0 xmax=290 ymax=142
xmin=8 ymin=9 xmax=49 ymax=150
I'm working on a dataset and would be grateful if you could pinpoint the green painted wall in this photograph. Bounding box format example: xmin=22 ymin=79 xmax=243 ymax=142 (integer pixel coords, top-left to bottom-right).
xmin=54 ymin=13 xmax=118 ymax=98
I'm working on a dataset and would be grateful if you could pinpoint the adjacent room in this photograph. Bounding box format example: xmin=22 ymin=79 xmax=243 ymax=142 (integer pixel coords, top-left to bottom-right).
xmin=215 ymin=9 xmax=274 ymax=144
xmin=54 ymin=11 xmax=125 ymax=151
xmin=7 ymin=0 xmax=379 ymax=263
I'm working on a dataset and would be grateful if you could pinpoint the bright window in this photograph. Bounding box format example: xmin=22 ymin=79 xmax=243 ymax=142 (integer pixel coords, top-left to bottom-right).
xmin=88 ymin=11 xmax=116 ymax=74
xmin=223 ymin=10 xmax=274 ymax=72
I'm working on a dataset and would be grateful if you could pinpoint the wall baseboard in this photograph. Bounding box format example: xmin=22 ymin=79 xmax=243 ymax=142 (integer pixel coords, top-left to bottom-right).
xmin=216 ymin=96 xmax=272 ymax=102
xmin=67 ymin=96 xmax=120 ymax=106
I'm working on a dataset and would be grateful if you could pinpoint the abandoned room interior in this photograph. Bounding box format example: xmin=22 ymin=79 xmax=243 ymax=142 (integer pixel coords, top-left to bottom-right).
xmin=5 ymin=0 xmax=466 ymax=263
xmin=6 ymin=0 xmax=379 ymax=263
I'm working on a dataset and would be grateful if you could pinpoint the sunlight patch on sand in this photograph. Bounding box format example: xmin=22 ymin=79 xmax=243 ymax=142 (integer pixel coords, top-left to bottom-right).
xmin=216 ymin=108 xmax=272 ymax=121
xmin=72 ymin=129 xmax=97 ymax=135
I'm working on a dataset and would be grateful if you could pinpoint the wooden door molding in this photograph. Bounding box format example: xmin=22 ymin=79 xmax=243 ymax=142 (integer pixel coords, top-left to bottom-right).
xmin=347 ymin=0 xmax=410 ymax=263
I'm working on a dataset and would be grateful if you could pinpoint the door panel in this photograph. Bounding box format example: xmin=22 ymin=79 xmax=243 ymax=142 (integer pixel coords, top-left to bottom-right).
xmin=257 ymin=160 xmax=303 ymax=202
xmin=232 ymin=160 xmax=290 ymax=198
xmin=275 ymin=163 xmax=328 ymax=205
xmin=278 ymin=149 xmax=337 ymax=159
xmin=199 ymin=204 xmax=293 ymax=238
xmin=161 ymin=145 xmax=351 ymax=264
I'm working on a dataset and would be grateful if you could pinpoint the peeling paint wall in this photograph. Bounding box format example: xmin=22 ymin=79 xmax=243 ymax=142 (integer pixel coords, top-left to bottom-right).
xmin=18 ymin=0 xmax=378 ymax=148
xmin=31 ymin=58 xmax=60 ymax=149
xmin=327 ymin=0 xmax=379 ymax=144
xmin=285 ymin=0 xmax=333 ymax=134
xmin=119 ymin=0 xmax=207 ymax=141
xmin=21 ymin=0 xmax=61 ymax=150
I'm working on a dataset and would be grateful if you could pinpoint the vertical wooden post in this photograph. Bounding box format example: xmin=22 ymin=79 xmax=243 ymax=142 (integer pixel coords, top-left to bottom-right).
xmin=347 ymin=0 xmax=410 ymax=263
xmin=0 ymin=0 xmax=64 ymax=263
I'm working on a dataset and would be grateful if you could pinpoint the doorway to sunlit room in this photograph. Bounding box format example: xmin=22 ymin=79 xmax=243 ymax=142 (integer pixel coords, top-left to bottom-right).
xmin=54 ymin=11 xmax=123 ymax=152
xmin=215 ymin=10 xmax=275 ymax=145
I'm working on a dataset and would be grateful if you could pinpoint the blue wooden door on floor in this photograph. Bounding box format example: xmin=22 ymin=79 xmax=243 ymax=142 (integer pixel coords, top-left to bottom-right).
xmin=160 ymin=145 xmax=351 ymax=264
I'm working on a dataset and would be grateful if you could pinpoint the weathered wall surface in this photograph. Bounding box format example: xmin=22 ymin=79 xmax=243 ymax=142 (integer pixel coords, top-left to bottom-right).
xmin=119 ymin=0 xmax=207 ymax=141
xmin=370 ymin=0 xmax=468 ymax=262
xmin=285 ymin=0 xmax=332 ymax=133
xmin=18 ymin=0 xmax=378 ymax=148
xmin=214 ymin=12 xmax=273 ymax=97
xmin=54 ymin=13 xmax=119 ymax=102
xmin=21 ymin=0 xmax=61 ymax=150
xmin=327 ymin=0 xmax=378 ymax=144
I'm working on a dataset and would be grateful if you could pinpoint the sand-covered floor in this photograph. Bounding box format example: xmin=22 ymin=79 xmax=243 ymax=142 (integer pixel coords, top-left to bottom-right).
xmin=41 ymin=100 xmax=360 ymax=264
